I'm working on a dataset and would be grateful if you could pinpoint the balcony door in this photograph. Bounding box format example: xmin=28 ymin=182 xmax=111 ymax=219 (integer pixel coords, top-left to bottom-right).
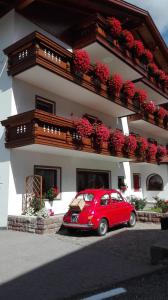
xmin=77 ymin=169 xmax=111 ymax=192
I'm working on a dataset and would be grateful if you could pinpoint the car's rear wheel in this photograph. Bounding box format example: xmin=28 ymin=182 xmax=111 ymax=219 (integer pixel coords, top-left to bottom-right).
xmin=97 ymin=218 xmax=108 ymax=236
xmin=127 ymin=212 xmax=136 ymax=227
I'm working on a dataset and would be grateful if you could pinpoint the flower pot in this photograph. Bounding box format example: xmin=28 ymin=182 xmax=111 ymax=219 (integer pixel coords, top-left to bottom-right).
xmin=100 ymin=141 xmax=108 ymax=151
xmin=127 ymin=97 xmax=133 ymax=106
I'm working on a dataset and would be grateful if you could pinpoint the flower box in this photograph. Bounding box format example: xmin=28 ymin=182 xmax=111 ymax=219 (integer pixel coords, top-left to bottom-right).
xmin=82 ymin=137 xmax=92 ymax=147
xmin=100 ymin=141 xmax=108 ymax=151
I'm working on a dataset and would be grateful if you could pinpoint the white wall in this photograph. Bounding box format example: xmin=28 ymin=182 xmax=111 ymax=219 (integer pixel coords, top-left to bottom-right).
xmin=0 ymin=11 xmax=15 ymax=227
xmin=12 ymin=78 xmax=118 ymax=129
xmin=9 ymin=149 xmax=127 ymax=215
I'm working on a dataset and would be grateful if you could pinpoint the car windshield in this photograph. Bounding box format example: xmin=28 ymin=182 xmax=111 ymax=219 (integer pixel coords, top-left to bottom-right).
xmin=76 ymin=193 xmax=94 ymax=202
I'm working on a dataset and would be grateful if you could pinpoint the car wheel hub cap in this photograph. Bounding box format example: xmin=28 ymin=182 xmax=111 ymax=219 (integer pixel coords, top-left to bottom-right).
xmin=100 ymin=222 xmax=107 ymax=234
xmin=130 ymin=214 xmax=135 ymax=225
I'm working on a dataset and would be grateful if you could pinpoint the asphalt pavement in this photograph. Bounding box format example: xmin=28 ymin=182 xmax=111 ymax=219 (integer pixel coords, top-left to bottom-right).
xmin=0 ymin=222 xmax=167 ymax=300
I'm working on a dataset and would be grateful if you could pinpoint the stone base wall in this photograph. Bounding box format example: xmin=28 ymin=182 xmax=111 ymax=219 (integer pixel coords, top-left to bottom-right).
xmin=8 ymin=215 xmax=63 ymax=234
xmin=137 ymin=211 xmax=168 ymax=223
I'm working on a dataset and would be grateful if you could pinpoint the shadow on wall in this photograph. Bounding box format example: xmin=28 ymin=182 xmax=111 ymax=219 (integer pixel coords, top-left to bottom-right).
xmin=0 ymin=227 xmax=166 ymax=300
xmin=0 ymin=131 xmax=10 ymax=163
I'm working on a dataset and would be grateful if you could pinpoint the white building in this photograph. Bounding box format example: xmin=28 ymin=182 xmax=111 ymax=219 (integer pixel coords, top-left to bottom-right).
xmin=0 ymin=1 xmax=168 ymax=228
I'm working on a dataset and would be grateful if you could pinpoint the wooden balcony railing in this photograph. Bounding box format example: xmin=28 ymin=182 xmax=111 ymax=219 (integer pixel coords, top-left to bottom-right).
xmin=4 ymin=31 xmax=142 ymax=116
xmin=1 ymin=109 xmax=129 ymax=160
xmin=62 ymin=14 xmax=168 ymax=98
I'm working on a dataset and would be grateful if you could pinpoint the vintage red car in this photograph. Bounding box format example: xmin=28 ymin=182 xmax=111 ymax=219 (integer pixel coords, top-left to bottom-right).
xmin=63 ymin=189 xmax=136 ymax=236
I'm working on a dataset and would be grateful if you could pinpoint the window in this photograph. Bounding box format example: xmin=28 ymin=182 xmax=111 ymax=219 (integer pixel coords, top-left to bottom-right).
xmin=100 ymin=194 xmax=110 ymax=206
xmin=77 ymin=169 xmax=111 ymax=192
xmin=35 ymin=95 xmax=56 ymax=114
xmin=146 ymin=174 xmax=163 ymax=191
xmin=118 ymin=176 xmax=125 ymax=190
xmin=34 ymin=166 xmax=61 ymax=199
xmin=133 ymin=174 xmax=141 ymax=192
xmin=76 ymin=193 xmax=94 ymax=202
xmin=111 ymin=192 xmax=123 ymax=201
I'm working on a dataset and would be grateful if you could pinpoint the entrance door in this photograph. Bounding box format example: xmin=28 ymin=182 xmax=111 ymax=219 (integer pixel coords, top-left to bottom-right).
xmin=77 ymin=169 xmax=111 ymax=192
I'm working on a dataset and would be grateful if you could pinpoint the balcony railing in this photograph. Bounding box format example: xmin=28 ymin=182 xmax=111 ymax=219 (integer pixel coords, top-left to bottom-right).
xmin=62 ymin=14 xmax=168 ymax=98
xmin=2 ymin=109 xmax=163 ymax=164
xmin=4 ymin=31 xmax=142 ymax=116
xmin=1 ymin=109 xmax=129 ymax=160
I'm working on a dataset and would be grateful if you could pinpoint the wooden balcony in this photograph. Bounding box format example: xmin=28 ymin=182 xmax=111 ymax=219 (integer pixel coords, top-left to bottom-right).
xmin=62 ymin=14 xmax=168 ymax=102
xmin=128 ymin=113 xmax=168 ymax=140
xmin=1 ymin=109 xmax=132 ymax=162
xmin=4 ymin=31 xmax=140 ymax=118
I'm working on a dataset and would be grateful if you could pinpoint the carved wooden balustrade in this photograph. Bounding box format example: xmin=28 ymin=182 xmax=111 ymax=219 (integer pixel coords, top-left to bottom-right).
xmin=62 ymin=14 xmax=168 ymax=97
xmin=4 ymin=31 xmax=141 ymax=115
xmin=1 ymin=109 xmax=126 ymax=159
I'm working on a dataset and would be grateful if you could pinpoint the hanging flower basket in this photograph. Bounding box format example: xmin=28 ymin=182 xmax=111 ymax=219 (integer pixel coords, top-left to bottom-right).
xmin=109 ymin=129 xmax=125 ymax=156
xmin=146 ymin=143 xmax=157 ymax=162
xmin=124 ymin=134 xmax=137 ymax=157
xmin=108 ymin=74 xmax=123 ymax=97
xmin=72 ymin=49 xmax=90 ymax=77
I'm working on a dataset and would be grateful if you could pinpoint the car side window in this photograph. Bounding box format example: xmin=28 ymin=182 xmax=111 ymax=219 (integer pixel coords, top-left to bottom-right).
xmin=111 ymin=192 xmax=123 ymax=202
xmin=100 ymin=194 xmax=110 ymax=206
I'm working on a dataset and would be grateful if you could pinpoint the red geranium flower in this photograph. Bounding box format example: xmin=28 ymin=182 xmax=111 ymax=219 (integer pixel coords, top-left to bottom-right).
xmin=162 ymin=74 xmax=168 ymax=88
xmin=110 ymin=130 xmax=125 ymax=151
xmin=133 ymin=89 xmax=148 ymax=105
xmin=108 ymin=17 xmax=122 ymax=38
xmin=147 ymin=143 xmax=157 ymax=159
xmin=148 ymin=63 xmax=159 ymax=77
xmin=122 ymin=80 xmax=135 ymax=98
xmin=75 ymin=118 xmax=93 ymax=138
xmin=141 ymin=49 xmax=153 ymax=65
xmin=73 ymin=49 xmax=90 ymax=74
xmin=142 ymin=101 xmax=156 ymax=114
xmin=132 ymin=40 xmax=144 ymax=57
xmin=124 ymin=134 xmax=137 ymax=153
xmin=108 ymin=73 xmax=123 ymax=95
xmin=157 ymin=145 xmax=167 ymax=157
xmin=118 ymin=30 xmax=134 ymax=49
xmin=93 ymin=62 xmax=110 ymax=84
xmin=155 ymin=70 xmax=166 ymax=83
xmin=157 ymin=107 xmax=167 ymax=119
xmin=137 ymin=136 xmax=148 ymax=153
xmin=94 ymin=123 xmax=110 ymax=143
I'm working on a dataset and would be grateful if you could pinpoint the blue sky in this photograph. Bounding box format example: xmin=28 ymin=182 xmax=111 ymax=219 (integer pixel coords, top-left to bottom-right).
xmin=126 ymin=0 xmax=168 ymax=45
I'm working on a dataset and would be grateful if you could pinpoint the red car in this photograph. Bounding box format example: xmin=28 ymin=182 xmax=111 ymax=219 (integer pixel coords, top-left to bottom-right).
xmin=63 ymin=189 xmax=136 ymax=236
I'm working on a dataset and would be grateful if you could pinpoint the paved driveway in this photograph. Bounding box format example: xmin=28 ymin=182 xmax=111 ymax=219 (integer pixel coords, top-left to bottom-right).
xmin=0 ymin=222 xmax=167 ymax=300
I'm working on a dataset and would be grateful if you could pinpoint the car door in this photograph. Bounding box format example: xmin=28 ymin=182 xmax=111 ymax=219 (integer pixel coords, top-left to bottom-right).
xmin=97 ymin=193 xmax=111 ymax=223
xmin=110 ymin=192 xmax=130 ymax=224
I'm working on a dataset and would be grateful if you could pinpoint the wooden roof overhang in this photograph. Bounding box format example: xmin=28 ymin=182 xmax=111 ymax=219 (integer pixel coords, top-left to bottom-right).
xmin=1 ymin=1 xmax=167 ymax=71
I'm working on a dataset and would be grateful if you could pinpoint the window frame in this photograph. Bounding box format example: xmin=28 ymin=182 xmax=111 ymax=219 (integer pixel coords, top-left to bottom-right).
xmin=146 ymin=173 xmax=163 ymax=191
xmin=133 ymin=173 xmax=141 ymax=192
xmin=76 ymin=168 xmax=111 ymax=192
xmin=35 ymin=95 xmax=56 ymax=114
xmin=34 ymin=165 xmax=62 ymax=200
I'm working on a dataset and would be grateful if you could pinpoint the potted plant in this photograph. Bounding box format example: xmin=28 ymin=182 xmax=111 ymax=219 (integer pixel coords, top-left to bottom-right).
xmin=147 ymin=63 xmax=158 ymax=81
xmin=46 ymin=187 xmax=59 ymax=201
xmin=107 ymin=17 xmax=122 ymax=45
xmin=142 ymin=101 xmax=156 ymax=121
xmin=131 ymin=40 xmax=144 ymax=62
xmin=121 ymin=80 xmax=135 ymax=104
xmin=156 ymin=145 xmax=167 ymax=163
xmin=108 ymin=73 xmax=123 ymax=97
xmin=118 ymin=29 xmax=134 ymax=53
xmin=109 ymin=129 xmax=125 ymax=156
xmin=133 ymin=89 xmax=147 ymax=108
xmin=162 ymin=74 xmax=168 ymax=91
xmin=92 ymin=62 xmax=110 ymax=87
xmin=136 ymin=136 xmax=148 ymax=161
xmin=74 ymin=117 xmax=93 ymax=146
xmin=146 ymin=143 xmax=157 ymax=162
xmin=155 ymin=69 xmax=166 ymax=87
xmin=124 ymin=134 xmax=137 ymax=157
xmin=155 ymin=107 xmax=167 ymax=126
xmin=94 ymin=122 xmax=110 ymax=150
xmin=72 ymin=49 xmax=90 ymax=78
xmin=140 ymin=49 xmax=153 ymax=65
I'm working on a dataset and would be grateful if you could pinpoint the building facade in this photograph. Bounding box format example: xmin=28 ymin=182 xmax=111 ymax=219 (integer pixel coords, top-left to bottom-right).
xmin=0 ymin=1 xmax=168 ymax=228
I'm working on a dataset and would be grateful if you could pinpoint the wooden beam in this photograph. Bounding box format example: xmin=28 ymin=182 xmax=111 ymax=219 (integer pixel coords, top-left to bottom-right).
xmin=16 ymin=0 xmax=35 ymax=10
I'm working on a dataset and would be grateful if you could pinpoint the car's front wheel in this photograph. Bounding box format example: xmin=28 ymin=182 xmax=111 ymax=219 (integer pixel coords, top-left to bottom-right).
xmin=96 ymin=218 xmax=108 ymax=236
xmin=127 ymin=212 xmax=136 ymax=227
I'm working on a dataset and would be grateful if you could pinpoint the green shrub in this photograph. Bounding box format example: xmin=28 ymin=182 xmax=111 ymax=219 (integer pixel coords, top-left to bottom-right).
xmin=153 ymin=196 xmax=168 ymax=213
xmin=129 ymin=195 xmax=147 ymax=210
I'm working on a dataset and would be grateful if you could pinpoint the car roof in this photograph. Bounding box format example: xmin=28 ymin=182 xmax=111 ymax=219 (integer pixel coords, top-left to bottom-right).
xmin=78 ymin=189 xmax=119 ymax=196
